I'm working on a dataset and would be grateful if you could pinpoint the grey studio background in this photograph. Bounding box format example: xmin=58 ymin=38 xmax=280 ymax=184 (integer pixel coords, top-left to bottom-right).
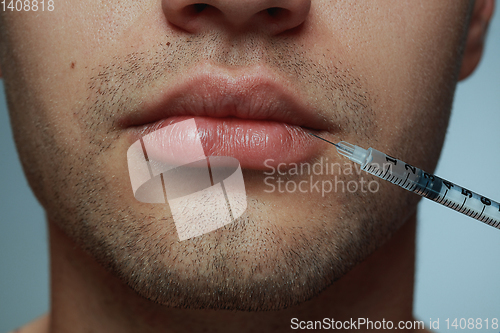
xmin=1 ymin=9 xmax=500 ymax=333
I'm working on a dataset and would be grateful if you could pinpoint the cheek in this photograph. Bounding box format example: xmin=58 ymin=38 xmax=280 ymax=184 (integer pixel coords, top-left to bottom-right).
xmin=0 ymin=1 xmax=166 ymax=121
xmin=0 ymin=2 xmax=159 ymax=207
xmin=303 ymin=2 xmax=469 ymax=173
xmin=338 ymin=3 xmax=468 ymax=172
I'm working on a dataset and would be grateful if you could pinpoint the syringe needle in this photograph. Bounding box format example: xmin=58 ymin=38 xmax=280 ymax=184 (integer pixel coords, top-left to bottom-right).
xmin=308 ymin=133 xmax=352 ymax=155
xmin=308 ymin=133 xmax=340 ymax=148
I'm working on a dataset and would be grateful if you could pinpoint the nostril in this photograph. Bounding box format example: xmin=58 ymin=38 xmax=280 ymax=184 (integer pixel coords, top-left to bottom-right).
xmin=164 ymin=0 xmax=311 ymax=35
xmin=266 ymin=7 xmax=282 ymax=17
xmin=193 ymin=3 xmax=208 ymax=13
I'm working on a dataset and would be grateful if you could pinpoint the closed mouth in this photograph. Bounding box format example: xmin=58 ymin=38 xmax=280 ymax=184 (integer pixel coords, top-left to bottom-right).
xmin=121 ymin=66 xmax=334 ymax=169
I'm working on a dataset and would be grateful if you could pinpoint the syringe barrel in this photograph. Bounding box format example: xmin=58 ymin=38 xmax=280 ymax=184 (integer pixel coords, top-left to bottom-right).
xmin=361 ymin=147 xmax=500 ymax=229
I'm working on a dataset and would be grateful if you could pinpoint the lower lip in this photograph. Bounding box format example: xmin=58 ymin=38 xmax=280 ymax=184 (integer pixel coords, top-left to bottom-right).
xmin=133 ymin=116 xmax=322 ymax=169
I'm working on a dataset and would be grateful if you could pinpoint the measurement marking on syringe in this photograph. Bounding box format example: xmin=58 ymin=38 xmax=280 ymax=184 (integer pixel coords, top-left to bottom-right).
xmin=435 ymin=196 xmax=444 ymax=204
xmin=395 ymin=177 xmax=403 ymax=186
xmin=401 ymin=174 xmax=410 ymax=187
xmin=382 ymin=167 xmax=390 ymax=179
xmin=459 ymin=197 xmax=467 ymax=211
xmin=483 ymin=216 xmax=491 ymax=223
xmin=440 ymin=198 xmax=451 ymax=207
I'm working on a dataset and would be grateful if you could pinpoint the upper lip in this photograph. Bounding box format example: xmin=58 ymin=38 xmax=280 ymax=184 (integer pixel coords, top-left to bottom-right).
xmin=120 ymin=65 xmax=330 ymax=132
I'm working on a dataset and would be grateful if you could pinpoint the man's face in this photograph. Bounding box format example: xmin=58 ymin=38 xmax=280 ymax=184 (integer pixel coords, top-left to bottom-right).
xmin=0 ymin=1 xmax=472 ymax=310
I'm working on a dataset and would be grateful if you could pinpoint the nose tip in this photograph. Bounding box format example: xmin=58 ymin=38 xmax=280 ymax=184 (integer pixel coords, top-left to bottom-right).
xmin=163 ymin=0 xmax=311 ymax=35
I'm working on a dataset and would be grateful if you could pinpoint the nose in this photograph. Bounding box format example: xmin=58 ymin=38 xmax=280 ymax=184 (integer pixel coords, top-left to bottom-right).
xmin=163 ymin=0 xmax=311 ymax=35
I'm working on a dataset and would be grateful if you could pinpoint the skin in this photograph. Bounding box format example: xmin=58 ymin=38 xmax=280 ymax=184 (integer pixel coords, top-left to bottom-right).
xmin=0 ymin=0 xmax=494 ymax=332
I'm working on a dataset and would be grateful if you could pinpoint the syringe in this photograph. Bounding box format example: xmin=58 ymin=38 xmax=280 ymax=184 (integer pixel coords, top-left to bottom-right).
xmin=309 ymin=134 xmax=500 ymax=230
